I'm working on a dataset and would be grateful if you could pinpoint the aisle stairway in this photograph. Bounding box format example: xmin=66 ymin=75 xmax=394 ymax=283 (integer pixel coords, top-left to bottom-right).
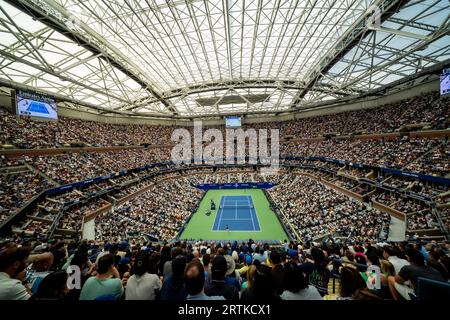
xmin=25 ymin=163 xmax=60 ymax=186
xmin=387 ymin=216 xmax=406 ymax=241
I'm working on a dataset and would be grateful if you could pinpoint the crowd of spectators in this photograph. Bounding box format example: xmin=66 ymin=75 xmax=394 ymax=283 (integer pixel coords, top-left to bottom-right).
xmin=95 ymin=178 xmax=203 ymax=242
xmin=268 ymin=175 xmax=390 ymax=242
xmin=29 ymin=148 xmax=171 ymax=185
xmin=1 ymin=237 xmax=448 ymax=301
xmin=1 ymin=92 xmax=448 ymax=149
xmin=407 ymin=210 xmax=438 ymax=231
xmin=305 ymin=137 xmax=448 ymax=175
xmin=0 ymin=169 xmax=53 ymax=224
xmin=0 ymin=90 xmax=449 ymax=269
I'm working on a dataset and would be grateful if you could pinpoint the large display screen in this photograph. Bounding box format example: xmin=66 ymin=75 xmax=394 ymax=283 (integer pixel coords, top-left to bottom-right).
xmin=16 ymin=90 xmax=58 ymax=120
xmin=440 ymin=70 xmax=450 ymax=96
xmin=225 ymin=116 xmax=241 ymax=127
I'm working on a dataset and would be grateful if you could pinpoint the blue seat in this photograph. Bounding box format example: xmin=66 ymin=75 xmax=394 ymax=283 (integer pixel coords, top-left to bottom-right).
xmin=414 ymin=277 xmax=450 ymax=300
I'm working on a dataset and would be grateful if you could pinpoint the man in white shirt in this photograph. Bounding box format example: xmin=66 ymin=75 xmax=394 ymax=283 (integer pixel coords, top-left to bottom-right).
xmin=0 ymin=243 xmax=31 ymax=300
xmin=383 ymin=245 xmax=410 ymax=274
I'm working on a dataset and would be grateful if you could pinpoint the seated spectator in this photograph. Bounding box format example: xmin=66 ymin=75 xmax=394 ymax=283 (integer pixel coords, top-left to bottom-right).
xmin=79 ymin=254 xmax=123 ymax=300
xmin=280 ymin=262 xmax=322 ymax=300
xmin=269 ymin=251 xmax=285 ymax=295
xmin=66 ymin=251 xmax=92 ymax=300
xmin=26 ymin=252 xmax=54 ymax=294
xmin=224 ymin=255 xmax=241 ymax=291
xmin=0 ymin=243 xmax=31 ymax=300
xmin=205 ymin=255 xmax=239 ymax=301
xmin=160 ymin=255 xmax=188 ymax=301
xmin=241 ymin=265 xmax=256 ymax=291
xmin=185 ymin=259 xmax=225 ymax=300
xmin=366 ymin=259 xmax=395 ymax=299
xmin=202 ymin=253 xmax=211 ymax=277
xmin=237 ymin=254 xmax=253 ymax=277
xmin=383 ymin=245 xmax=410 ymax=274
xmin=324 ymin=266 xmax=367 ymax=300
xmin=252 ymin=247 xmax=267 ymax=263
xmin=428 ymin=248 xmax=449 ymax=280
xmin=388 ymin=248 xmax=445 ymax=300
xmin=125 ymin=251 xmax=161 ymax=300
xmin=31 ymin=271 xmax=69 ymax=300
xmin=240 ymin=264 xmax=281 ymax=302
xmin=298 ymin=247 xmax=331 ymax=296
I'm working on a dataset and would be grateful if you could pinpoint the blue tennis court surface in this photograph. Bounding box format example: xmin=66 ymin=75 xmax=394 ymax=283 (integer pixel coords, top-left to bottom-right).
xmin=26 ymin=102 xmax=50 ymax=114
xmin=212 ymin=195 xmax=261 ymax=231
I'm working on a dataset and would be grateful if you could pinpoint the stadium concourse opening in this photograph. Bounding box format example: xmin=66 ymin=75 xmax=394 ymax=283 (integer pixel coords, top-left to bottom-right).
xmin=0 ymin=0 xmax=450 ymax=308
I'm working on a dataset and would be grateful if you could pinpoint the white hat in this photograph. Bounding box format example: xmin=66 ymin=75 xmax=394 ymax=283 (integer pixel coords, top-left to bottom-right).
xmin=225 ymin=255 xmax=236 ymax=276
xmin=231 ymin=251 xmax=239 ymax=261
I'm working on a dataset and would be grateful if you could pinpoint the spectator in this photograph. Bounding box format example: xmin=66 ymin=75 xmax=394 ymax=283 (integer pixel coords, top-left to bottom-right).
xmin=298 ymin=247 xmax=331 ymax=296
xmin=0 ymin=243 xmax=31 ymax=300
xmin=383 ymin=245 xmax=410 ymax=274
xmin=269 ymin=251 xmax=285 ymax=295
xmin=253 ymin=247 xmax=267 ymax=263
xmin=428 ymin=248 xmax=449 ymax=280
xmin=32 ymin=271 xmax=69 ymax=300
xmin=79 ymin=253 xmax=123 ymax=300
xmin=280 ymin=262 xmax=322 ymax=300
xmin=26 ymin=252 xmax=54 ymax=294
xmin=241 ymin=265 xmax=256 ymax=291
xmin=388 ymin=249 xmax=445 ymax=300
xmin=224 ymin=255 xmax=241 ymax=290
xmin=240 ymin=264 xmax=281 ymax=301
xmin=185 ymin=259 xmax=225 ymax=300
xmin=125 ymin=251 xmax=161 ymax=300
xmin=160 ymin=255 xmax=188 ymax=301
xmin=205 ymin=255 xmax=239 ymax=301
xmin=325 ymin=266 xmax=367 ymax=300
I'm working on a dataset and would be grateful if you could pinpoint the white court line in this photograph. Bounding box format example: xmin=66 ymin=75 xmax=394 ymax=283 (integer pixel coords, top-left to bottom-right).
xmin=247 ymin=195 xmax=256 ymax=231
xmin=235 ymin=200 xmax=237 ymax=220
xmin=213 ymin=196 xmax=225 ymax=231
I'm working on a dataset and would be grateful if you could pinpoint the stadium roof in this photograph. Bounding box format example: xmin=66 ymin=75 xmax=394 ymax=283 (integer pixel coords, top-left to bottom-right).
xmin=0 ymin=0 xmax=449 ymax=118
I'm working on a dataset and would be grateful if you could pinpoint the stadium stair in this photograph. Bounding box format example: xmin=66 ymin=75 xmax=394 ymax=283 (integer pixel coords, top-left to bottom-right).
xmin=25 ymin=163 xmax=60 ymax=186
xmin=387 ymin=215 xmax=406 ymax=241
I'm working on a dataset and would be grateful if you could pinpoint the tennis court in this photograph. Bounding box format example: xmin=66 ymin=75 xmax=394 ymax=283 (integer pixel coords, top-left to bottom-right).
xmin=179 ymin=189 xmax=288 ymax=241
xmin=27 ymin=101 xmax=50 ymax=114
xmin=212 ymin=195 xmax=260 ymax=231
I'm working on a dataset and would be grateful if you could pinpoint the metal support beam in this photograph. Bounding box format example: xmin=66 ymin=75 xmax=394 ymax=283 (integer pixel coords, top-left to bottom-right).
xmin=121 ymin=79 xmax=366 ymax=111
xmin=6 ymin=0 xmax=178 ymax=115
xmin=368 ymin=26 xmax=427 ymax=40
xmin=290 ymin=0 xmax=411 ymax=108
xmin=0 ymin=48 xmax=129 ymax=103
